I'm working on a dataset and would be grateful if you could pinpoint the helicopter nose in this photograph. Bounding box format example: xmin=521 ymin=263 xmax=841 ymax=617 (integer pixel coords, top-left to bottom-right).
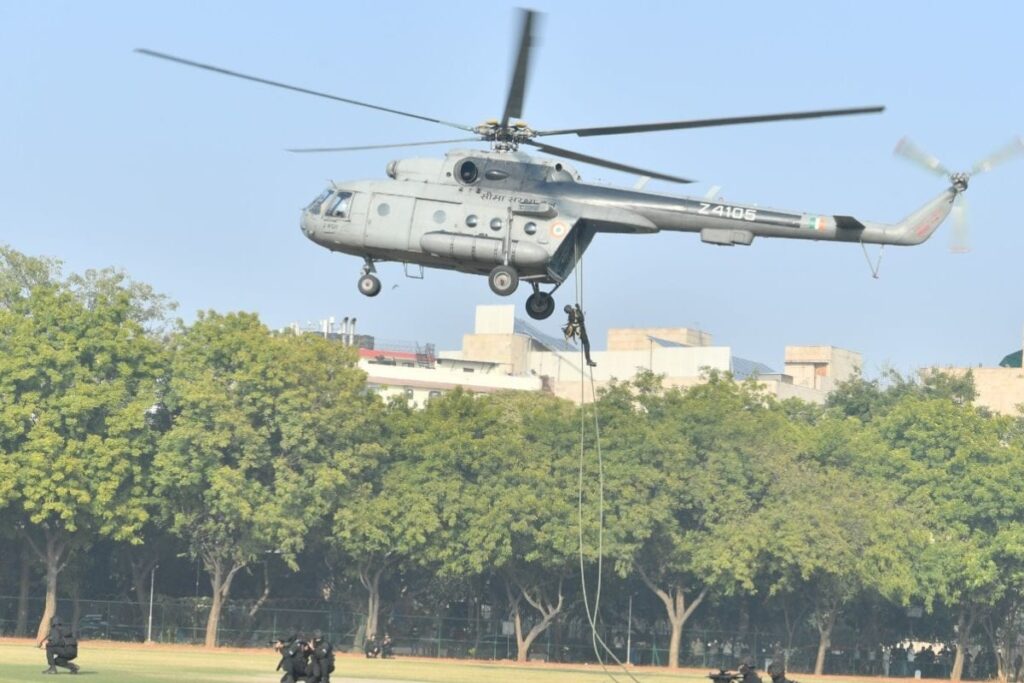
xmin=300 ymin=210 xmax=316 ymax=238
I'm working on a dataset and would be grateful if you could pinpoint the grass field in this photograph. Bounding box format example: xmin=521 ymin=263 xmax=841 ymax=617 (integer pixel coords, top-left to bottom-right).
xmin=0 ymin=639 xmax=730 ymax=683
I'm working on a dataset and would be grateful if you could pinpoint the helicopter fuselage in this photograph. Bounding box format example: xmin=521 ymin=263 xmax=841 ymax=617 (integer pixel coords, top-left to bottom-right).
xmin=300 ymin=148 xmax=955 ymax=304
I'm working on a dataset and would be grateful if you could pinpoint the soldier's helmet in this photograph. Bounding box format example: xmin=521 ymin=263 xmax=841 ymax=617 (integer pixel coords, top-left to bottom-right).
xmin=312 ymin=629 xmax=323 ymax=642
xmin=50 ymin=615 xmax=62 ymax=626
xmin=564 ymin=305 xmax=573 ymax=314
xmin=767 ymin=663 xmax=785 ymax=678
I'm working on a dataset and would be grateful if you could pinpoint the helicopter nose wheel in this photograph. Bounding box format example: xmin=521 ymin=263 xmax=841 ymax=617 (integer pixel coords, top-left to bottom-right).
xmin=358 ymin=273 xmax=382 ymax=297
xmin=525 ymin=291 xmax=555 ymax=320
xmin=488 ymin=265 xmax=519 ymax=296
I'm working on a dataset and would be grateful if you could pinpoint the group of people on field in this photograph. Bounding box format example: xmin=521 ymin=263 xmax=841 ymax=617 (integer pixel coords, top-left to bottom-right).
xmin=738 ymin=661 xmax=796 ymax=683
xmin=363 ymin=632 xmax=394 ymax=659
xmin=273 ymin=630 xmax=335 ymax=683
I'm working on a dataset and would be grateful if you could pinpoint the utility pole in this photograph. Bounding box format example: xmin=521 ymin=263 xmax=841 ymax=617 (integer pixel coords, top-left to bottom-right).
xmin=146 ymin=564 xmax=158 ymax=643
xmin=626 ymin=594 xmax=633 ymax=665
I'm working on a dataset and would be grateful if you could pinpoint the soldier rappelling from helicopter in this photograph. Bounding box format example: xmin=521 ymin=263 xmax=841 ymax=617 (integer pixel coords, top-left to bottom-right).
xmin=563 ymin=303 xmax=596 ymax=367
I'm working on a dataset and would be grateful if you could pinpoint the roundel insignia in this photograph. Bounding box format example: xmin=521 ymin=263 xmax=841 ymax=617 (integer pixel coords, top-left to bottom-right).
xmin=549 ymin=222 xmax=567 ymax=239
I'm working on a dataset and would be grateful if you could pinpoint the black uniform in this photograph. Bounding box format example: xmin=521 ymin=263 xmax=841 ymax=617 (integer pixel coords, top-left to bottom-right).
xmin=740 ymin=664 xmax=762 ymax=683
xmin=381 ymin=633 xmax=394 ymax=659
xmin=364 ymin=635 xmax=380 ymax=658
xmin=309 ymin=631 xmax=335 ymax=683
xmin=767 ymin=662 xmax=797 ymax=683
xmin=562 ymin=304 xmax=596 ymax=367
xmin=277 ymin=635 xmax=310 ymax=683
xmin=41 ymin=616 xmax=79 ymax=674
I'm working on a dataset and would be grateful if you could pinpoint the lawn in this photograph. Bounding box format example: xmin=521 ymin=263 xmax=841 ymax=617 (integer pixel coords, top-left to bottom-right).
xmin=0 ymin=639 xmax=723 ymax=683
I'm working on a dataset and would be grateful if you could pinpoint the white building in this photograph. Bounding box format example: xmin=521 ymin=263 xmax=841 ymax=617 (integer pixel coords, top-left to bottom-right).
xmin=347 ymin=305 xmax=860 ymax=406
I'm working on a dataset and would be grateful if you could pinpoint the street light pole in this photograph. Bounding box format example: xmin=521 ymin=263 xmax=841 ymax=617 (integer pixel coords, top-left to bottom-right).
xmin=626 ymin=594 xmax=633 ymax=665
xmin=146 ymin=564 xmax=158 ymax=643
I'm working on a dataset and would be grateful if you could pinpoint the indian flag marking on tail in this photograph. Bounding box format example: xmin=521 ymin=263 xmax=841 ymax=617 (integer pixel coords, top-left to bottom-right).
xmin=803 ymin=215 xmax=827 ymax=231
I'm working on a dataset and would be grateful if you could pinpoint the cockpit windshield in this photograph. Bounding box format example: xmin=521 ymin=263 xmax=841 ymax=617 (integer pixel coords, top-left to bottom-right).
xmin=326 ymin=191 xmax=353 ymax=219
xmin=306 ymin=189 xmax=332 ymax=215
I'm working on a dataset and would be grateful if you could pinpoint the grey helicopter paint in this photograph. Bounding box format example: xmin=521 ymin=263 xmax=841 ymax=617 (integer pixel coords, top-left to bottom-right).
xmin=299 ymin=149 xmax=955 ymax=281
xmin=138 ymin=9 xmax=1022 ymax=321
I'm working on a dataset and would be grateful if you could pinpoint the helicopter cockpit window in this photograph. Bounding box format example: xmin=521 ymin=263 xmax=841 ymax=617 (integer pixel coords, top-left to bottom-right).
xmin=306 ymin=189 xmax=332 ymax=215
xmin=326 ymin=192 xmax=353 ymax=219
xmin=457 ymin=160 xmax=479 ymax=184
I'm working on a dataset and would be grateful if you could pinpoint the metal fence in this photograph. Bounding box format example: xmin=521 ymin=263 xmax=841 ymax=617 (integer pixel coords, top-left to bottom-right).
xmin=0 ymin=594 xmax=995 ymax=676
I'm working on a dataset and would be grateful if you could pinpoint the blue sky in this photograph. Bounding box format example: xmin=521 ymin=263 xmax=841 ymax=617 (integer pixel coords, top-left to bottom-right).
xmin=2 ymin=1 xmax=1022 ymax=374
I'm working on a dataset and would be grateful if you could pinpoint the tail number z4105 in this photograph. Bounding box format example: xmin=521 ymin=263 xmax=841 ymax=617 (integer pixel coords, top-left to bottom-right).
xmin=698 ymin=203 xmax=757 ymax=221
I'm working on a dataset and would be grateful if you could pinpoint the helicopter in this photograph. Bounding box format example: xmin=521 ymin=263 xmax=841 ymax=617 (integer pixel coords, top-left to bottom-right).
xmin=138 ymin=10 xmax=1023 ymax=321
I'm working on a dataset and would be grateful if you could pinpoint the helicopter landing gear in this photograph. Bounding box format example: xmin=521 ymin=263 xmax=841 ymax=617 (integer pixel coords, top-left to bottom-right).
xmin=358 ymin=274 xmax=381 ymax=297
xmin=358 ymin=260 xmax=382 ymax=297
xmin=488 ymin=265 xmax=519 ymax=296
xmin=525 ymin=289 xmax=555 ymax=320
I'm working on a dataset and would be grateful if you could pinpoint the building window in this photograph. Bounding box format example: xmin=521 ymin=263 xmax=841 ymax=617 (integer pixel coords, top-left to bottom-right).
xmin=462 ymin=367 xmax=475 ymax=373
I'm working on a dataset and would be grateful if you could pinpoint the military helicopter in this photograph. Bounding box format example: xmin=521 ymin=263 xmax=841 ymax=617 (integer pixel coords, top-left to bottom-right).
xmin=138 ymin=10 xmax=1023 ymax=321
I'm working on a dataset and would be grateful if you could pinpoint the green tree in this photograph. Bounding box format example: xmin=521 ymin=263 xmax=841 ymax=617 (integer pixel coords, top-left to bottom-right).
xmin=154 ymin=313 xmax=371 ymax=646
xmin=0 ymin=263 xmax=168 ymax=640
xmin=0 ymin=245 xmax=61 ymax=308
xmin=874 ymin=395 xmax=1024 ymax=681
xmin=329 ymin=399 xmax=426 ymax=645
xmin=604 ymin=373 xmax=795 ymax=669
xmin=396 ymin=389 xmax=579 ymax=662
xmin=759 ymin=451 xmax=918 ymax=674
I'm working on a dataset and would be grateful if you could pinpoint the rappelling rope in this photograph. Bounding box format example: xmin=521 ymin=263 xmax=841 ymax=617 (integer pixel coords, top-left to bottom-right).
xmin=573 ymin=235 xmax=642 ymax=683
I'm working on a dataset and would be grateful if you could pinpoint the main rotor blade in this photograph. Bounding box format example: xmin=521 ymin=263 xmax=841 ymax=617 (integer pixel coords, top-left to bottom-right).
xmin=893 ymin=137 xmax=951 ymax=177
xmin=288 ymin=138 xmax=481 ymax=153
xmin=501 ymin=9 xmax=539 ymax=129
xmin=524 ymin=140 xmax=695 ymax=184
xmin=136 ymin=48 xmax=474 ymax=132
xmin=971 ymin=136 xmax=1024 ymax=174
xmin=537 ymin=106 xmax=885 ymax=138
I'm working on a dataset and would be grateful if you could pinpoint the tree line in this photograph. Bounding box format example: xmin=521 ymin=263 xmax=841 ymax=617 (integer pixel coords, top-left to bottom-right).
xmin=2 ymin=246 xmax=1024 ymax=677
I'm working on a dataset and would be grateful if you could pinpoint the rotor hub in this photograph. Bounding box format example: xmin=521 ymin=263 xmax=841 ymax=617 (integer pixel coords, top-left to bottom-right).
xmin=473 ymin=120 xmax=536 ymax=151
xmin=950 ymin=172 xmax=970 ymax=193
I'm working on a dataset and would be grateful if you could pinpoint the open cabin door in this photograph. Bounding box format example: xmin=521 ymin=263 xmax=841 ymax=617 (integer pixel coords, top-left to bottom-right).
xmin=547 ymin=221 xmax=595 ymax=283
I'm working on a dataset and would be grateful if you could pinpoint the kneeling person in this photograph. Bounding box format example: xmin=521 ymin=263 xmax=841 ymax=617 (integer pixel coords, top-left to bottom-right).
xmin=276 ymin=633 xmax=311 ymax=683
xmin=39 ymin=615 xmax=79 ymax=674
xmin=309 ymin=630 xmax=335 ymax=683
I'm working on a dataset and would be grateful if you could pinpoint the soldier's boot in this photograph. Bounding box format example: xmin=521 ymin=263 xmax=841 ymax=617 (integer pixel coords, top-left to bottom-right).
xmin=41 ymin=666 xmax=58 ymax=674
xmin=68 ymin=662 xmax=80 ymax=674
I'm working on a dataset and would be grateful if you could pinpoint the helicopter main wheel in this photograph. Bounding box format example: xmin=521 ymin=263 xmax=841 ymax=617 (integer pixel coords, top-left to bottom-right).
xmin=488 ymin=265 xmax=519 ymax=296
xmin=525 ymin=291 xmax=555 ymax=320
xmin=358 ymin=273 xmax=382 ymax=297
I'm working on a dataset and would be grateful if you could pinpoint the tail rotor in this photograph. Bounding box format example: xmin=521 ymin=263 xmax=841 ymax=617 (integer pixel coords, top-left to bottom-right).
xmin=894 ymin=136 xmax=1024 ymax=253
